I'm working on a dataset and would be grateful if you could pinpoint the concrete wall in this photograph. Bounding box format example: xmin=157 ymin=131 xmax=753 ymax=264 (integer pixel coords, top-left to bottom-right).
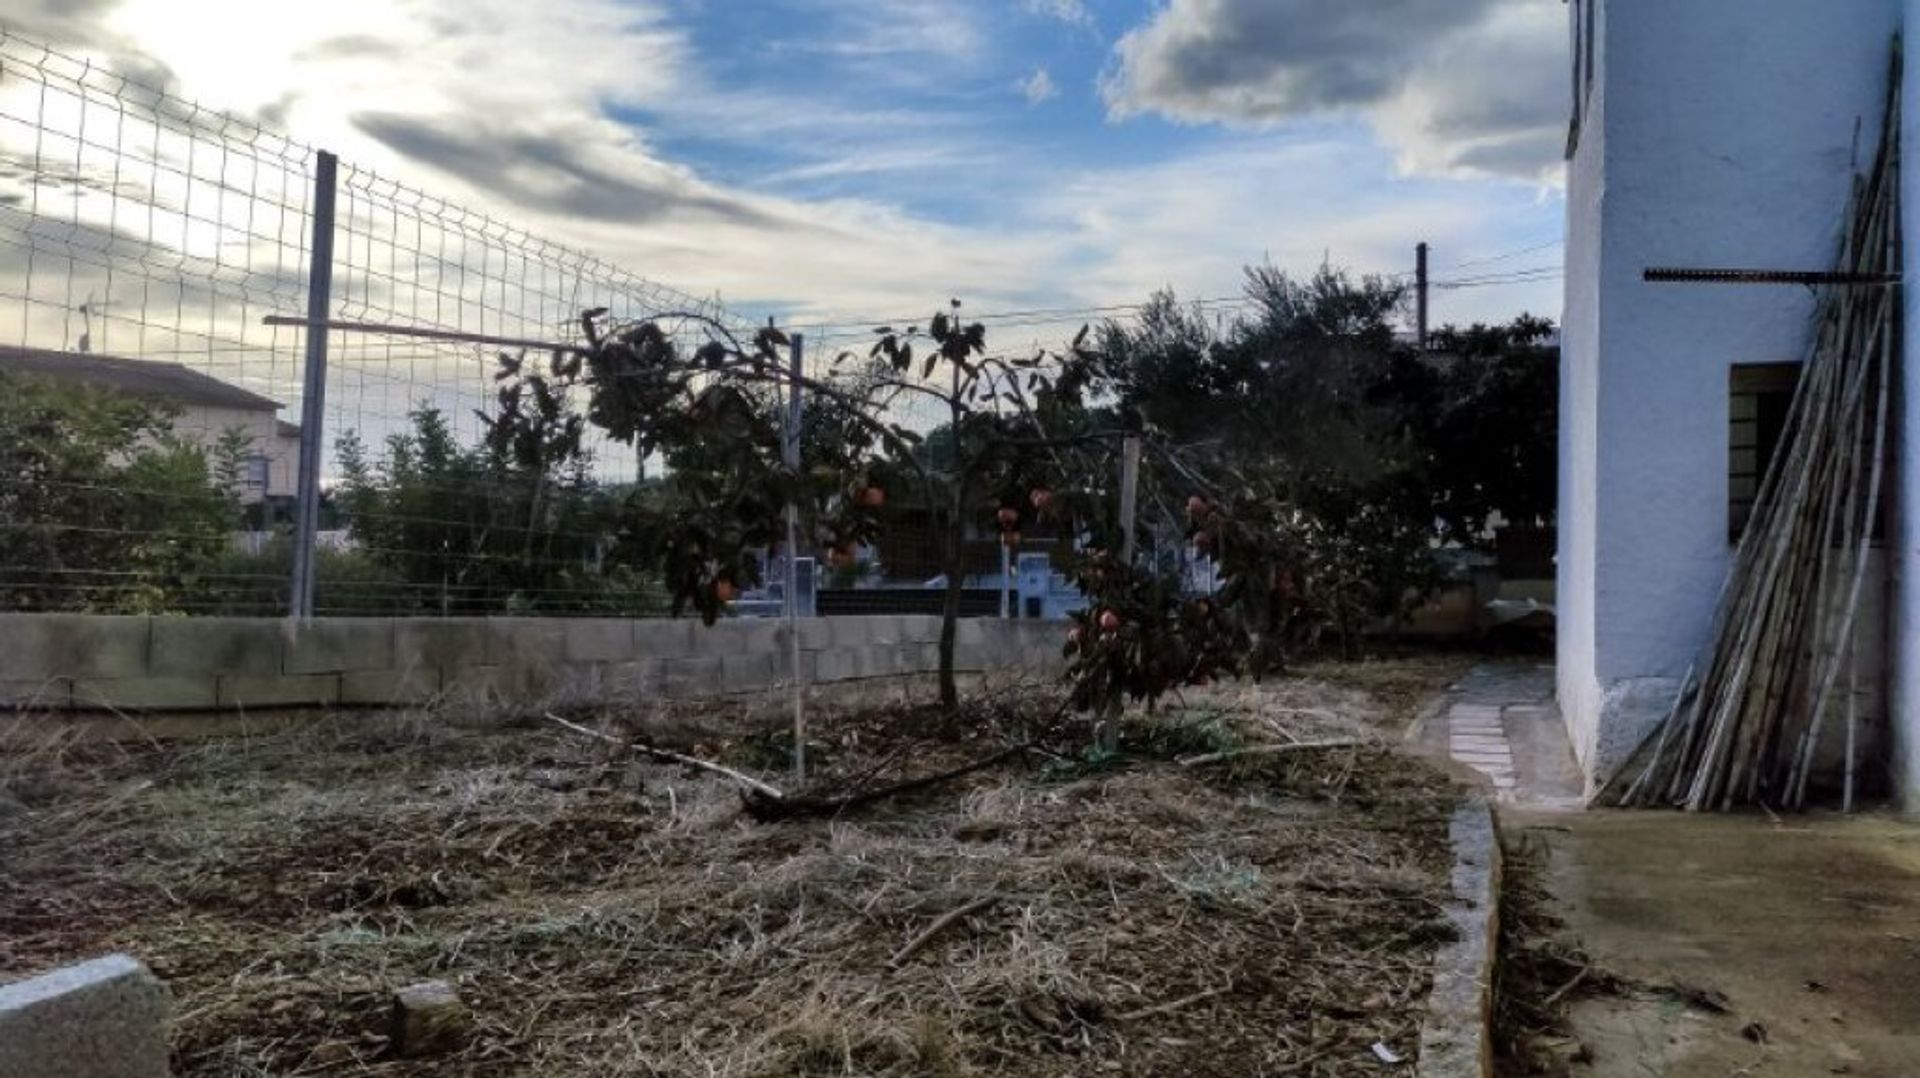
xmin=1559 ymin=0 xmax=1902 ymax=789
xmin=0 ymin=615 xmax=1066 ymax=713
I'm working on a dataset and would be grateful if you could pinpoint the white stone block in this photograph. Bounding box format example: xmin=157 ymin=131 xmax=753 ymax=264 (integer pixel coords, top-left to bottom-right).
xmin=0 ymin=954 xmax=170 ymax=1078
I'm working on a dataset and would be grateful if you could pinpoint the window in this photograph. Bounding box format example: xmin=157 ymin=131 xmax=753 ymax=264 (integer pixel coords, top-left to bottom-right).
xmin=1583 ymin=0 xmax=1596 ymax=102
xmin=1728 ymin=363 xmax=1800 ymax=540
xmin=244 ymin=453 xmax=271 ymax=491
xmin=1567 ymin=0 xmax=1599 ymax=157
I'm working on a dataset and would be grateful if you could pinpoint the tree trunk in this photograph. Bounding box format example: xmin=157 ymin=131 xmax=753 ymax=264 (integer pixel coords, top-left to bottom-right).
xmin=938 ymin=361 xmax=966 ymax=710
xmin=937 ymin=503 xmax=964 ymax=709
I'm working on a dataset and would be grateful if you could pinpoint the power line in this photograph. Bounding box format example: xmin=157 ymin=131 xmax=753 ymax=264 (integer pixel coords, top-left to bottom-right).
xmin=787 ymin=247 xmax=1573 ymax=338
xmin=1434 ymin=273 xmax=1563 ymax=291
xmin=1431 ymin=264 xmax=1564 ymax=288
xmin=780 ymin=294 xmax=1256 ymax=336
xmin=1442 ymin=239 xmax=1564 ymax=272
xmin=792 ymin=261 xmax=1559 ymax=341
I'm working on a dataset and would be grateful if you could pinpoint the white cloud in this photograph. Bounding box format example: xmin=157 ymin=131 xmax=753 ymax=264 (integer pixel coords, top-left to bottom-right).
xmin=1007 ymin=136 xmax=1560 ymax=328
xmin=5 ymin=0 xmax=1560 ymax=348
xmin=1022 ymin=0 xmax=1095 ymax=29
xmin=1102 ymin=0 xmax=1567 ymax=182
xmin=1018 ymin=66 xmax=1059 ymax=105
xmin=1374 ymin=3 xmax=1567 ymax=184
xmin=105 ymin=0 xmax=686 ymax=136
xmin=794 ymin=0 xmax=986 ymax=62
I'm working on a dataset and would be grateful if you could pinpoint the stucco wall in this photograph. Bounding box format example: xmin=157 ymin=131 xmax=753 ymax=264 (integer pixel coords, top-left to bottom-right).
xmin=0 ymin=615 xmax=1066 ymax=714
xmin=1560 ymin=0 xmax=1901 ymax=790
xmin=1557 ymin=0 xmax=1607 ymax=771
xmin=1897 ymin=0 xmax=1920 ymax=812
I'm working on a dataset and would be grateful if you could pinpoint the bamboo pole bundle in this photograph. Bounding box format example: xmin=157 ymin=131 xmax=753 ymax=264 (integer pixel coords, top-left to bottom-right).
xmin=1606 ymin=51 xmax=1900 ymax=812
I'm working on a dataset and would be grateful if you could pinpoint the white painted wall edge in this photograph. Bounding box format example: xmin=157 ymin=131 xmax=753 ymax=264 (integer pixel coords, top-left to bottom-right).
xmin=1895 ymin=0 xmax=1920 ymax=812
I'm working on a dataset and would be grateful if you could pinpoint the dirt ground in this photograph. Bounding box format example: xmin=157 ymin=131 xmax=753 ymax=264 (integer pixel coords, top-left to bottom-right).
xmin=1 ymin=659 xmax=1467 ymax=1077
xmin=1496 ymin=809 xmax=1920 ymax=1078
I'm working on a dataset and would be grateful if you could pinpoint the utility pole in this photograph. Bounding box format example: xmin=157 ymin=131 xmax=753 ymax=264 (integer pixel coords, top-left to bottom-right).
xmin=1415 ymin=241 xmax=1430 ymax=350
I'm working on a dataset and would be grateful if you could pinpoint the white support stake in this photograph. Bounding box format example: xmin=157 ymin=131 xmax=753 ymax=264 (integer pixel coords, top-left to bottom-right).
xmin=1102 ymin=435 xmax=1143 ymax=752
xmin=1118 ymin=435 xmax=1142 ymax=565
xmin=785 ymin=333 xmax=807 ymax=782
xmin=1001 ymin=542 xmax=1012 ymax=618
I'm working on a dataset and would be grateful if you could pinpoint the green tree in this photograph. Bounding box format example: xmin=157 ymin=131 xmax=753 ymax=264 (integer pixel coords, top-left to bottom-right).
xmin=189 ymin=537 xmax=422 ymax=617
xmin=334 ymin=354 xmax=639 ymax=615
xmin=1385 ymin=315 xmax=1559 ymax=542
xmin=1097 ymin=269 xmax=1559 ymax=655
xmin=1095 ymin=266 xmax=1437 ymax=653
xmin=0 ymin=373 xmax=242 ymax=613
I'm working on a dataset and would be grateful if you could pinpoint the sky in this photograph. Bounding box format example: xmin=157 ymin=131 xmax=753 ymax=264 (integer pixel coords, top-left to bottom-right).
xmin=8 ymin=0 xmax=1570 ymax=349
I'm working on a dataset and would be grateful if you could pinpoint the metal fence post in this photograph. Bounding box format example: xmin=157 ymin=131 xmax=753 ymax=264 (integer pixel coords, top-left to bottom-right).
xmin=289 ymin=150 xmax=338 ymax=620
xmin=784 ymin=333 xmax=807 ymax=780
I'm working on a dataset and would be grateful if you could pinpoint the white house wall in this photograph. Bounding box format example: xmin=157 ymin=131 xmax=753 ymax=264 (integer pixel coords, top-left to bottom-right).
xmin=1558 ymin=0 xmax=1607 ymax=771
xmin=1561 ymin=0 xmax=1901 ymax=791
xmin=172 ymin=404 xmax=299 ymax=502
xmin=1899 ymin=0 xmax=1920 ymax=809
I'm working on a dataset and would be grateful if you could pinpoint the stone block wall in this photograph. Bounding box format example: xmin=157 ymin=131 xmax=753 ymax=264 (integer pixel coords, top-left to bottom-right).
xmin=0 ymin=614 xmax=1067 ymax=713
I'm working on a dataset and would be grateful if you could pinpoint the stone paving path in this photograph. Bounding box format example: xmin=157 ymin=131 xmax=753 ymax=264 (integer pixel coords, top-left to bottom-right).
xmin=1447 ymin=702 xmax=1516 ymax=794
xmin=1423 ymin=663 xmax=1584 ymax=808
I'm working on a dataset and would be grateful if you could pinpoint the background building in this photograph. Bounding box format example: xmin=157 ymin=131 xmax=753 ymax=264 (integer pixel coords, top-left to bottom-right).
xmin=0 ymin=344 xmax=302 ymax=510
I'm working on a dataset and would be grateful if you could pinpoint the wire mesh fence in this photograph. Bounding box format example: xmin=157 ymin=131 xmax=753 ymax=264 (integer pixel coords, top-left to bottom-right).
xmin=0 ymin=30 xmax=749 ymax=618
xmin=0 ymin=28 xmax=1087 ymax=620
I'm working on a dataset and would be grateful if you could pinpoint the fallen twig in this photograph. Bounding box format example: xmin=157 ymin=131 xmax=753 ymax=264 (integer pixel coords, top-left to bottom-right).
xmin=1178 ymin=739 xmax=1365 ymax=767
xmin=1542 ymin=965 xmax=1591 ymax=1008
xmin=1116 ymin=984 xmax=1231 ymax=1022
xmin=889 ymin=895 xmax=1000 ymax=968
xmin=741 ymin=743 xmax=1030 ymax=821
xmin=543 ymin=712 xmax=786 ymax=800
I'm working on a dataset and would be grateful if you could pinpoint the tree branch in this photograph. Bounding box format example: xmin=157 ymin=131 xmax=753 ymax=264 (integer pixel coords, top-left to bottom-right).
xmin=543 ymin=712 xmax=787 ymax=799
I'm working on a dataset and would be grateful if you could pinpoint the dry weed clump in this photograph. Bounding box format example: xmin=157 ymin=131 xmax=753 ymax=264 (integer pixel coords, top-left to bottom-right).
xmin=1 ymin=668 xmax=1462 ymax=1076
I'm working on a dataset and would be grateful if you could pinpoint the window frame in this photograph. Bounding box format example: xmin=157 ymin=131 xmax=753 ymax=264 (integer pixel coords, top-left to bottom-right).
xmin=1728 ymin=362 xmax=1801 ymax=542
xmin=243 ymin=452 xmax=271 ymax=492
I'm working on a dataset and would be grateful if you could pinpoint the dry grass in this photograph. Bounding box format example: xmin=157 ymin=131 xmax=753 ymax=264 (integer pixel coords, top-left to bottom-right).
xmin=1289 ymin=653 xmax=1480 ymax=731
xmin=1 ymin=666 xmax=1463 ymax=1077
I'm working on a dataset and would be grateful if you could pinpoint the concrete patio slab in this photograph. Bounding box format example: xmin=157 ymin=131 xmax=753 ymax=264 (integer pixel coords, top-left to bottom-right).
xmin=1505 ymin=809 xmax=1920 ymax=1077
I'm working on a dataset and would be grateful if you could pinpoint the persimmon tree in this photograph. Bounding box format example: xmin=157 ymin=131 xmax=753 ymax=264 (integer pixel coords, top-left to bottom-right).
xmin=560 ymin=314 xmax=890 ymax=625
xmin=552 ymin=301 xmax=1251 ymax=714
xmin=490 ymin=302 xmax=1305 ymax=730
xmin=844 ymin=301 xmax=1127 ymax=706
xmin=505 ymin=303 xmax=1102 ymax=707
